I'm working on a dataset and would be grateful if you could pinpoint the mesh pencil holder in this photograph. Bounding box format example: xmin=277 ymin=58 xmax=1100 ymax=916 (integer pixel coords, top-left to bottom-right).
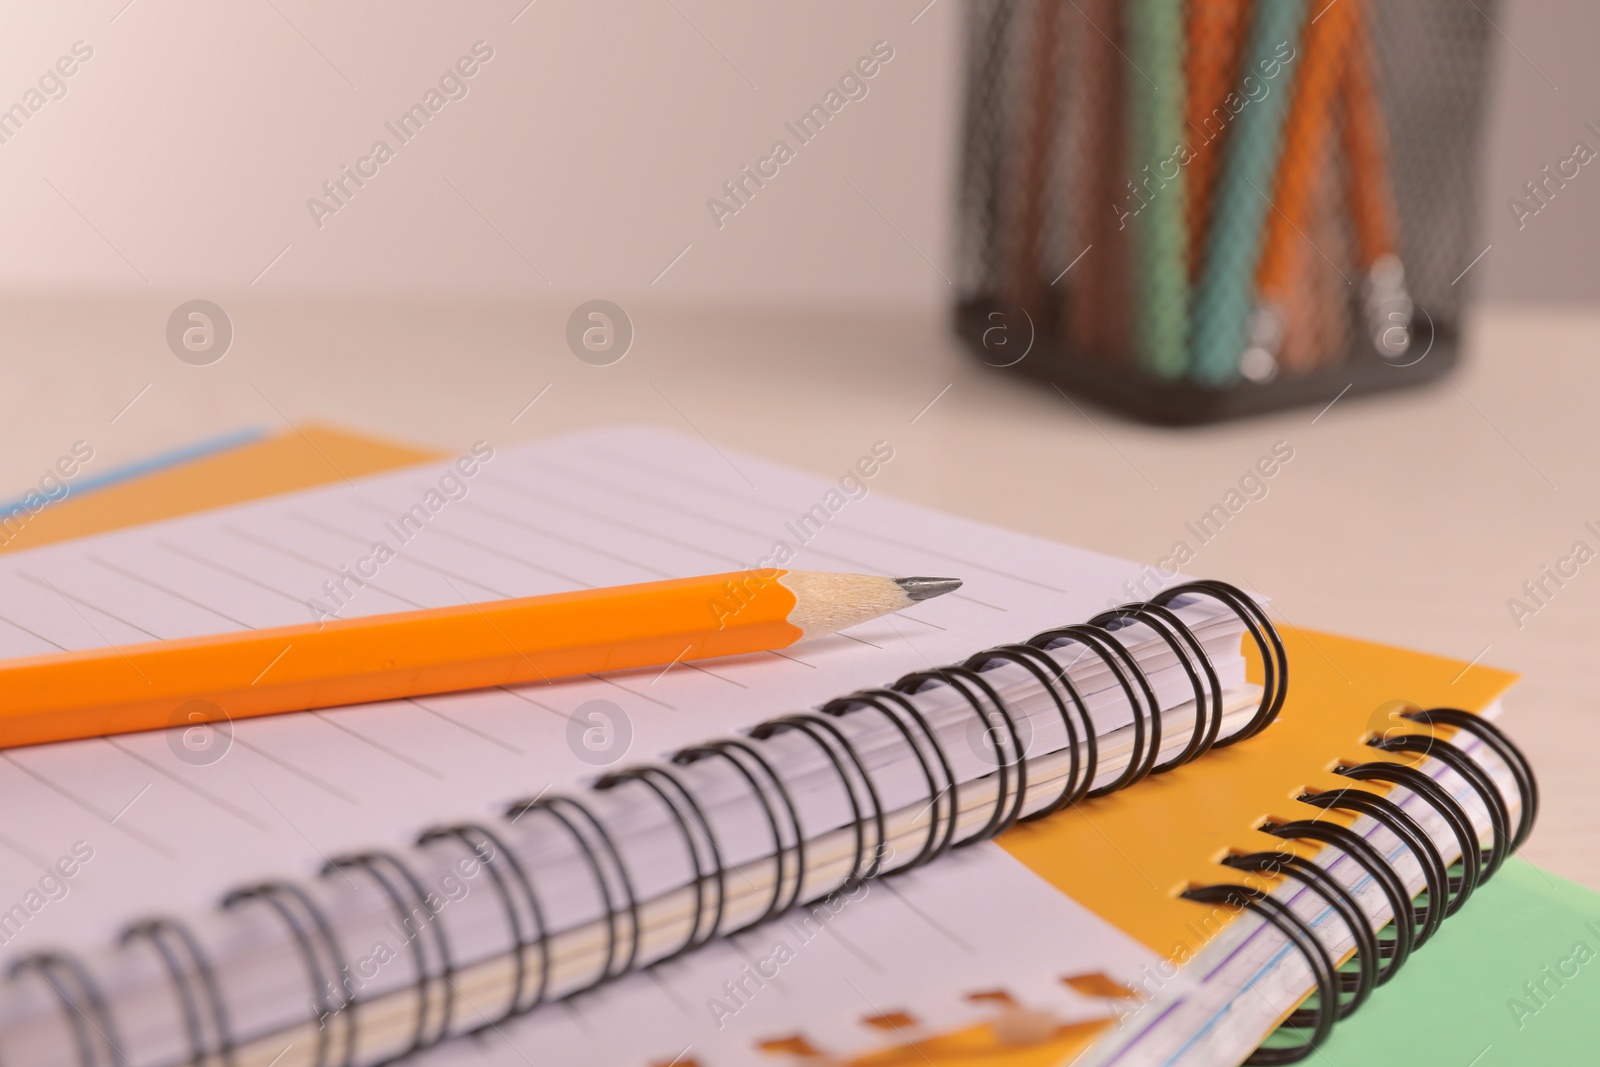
xmin=953 ymin=0 xmax=1498 ymax=425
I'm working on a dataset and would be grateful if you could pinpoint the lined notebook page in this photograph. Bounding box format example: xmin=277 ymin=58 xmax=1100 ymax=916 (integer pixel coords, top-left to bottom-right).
xmin=0 ymin=425 xmax=1175 ymax=1064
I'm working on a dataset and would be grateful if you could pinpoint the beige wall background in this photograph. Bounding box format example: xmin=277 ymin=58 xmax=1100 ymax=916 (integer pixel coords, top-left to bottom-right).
xmin=0 ymin=0 xmax=960 ymax=306
xmin=0 ymin=0 xmax=1589 ymax=307
xmin=1475 ymin=0 xmax=1600 ymax=303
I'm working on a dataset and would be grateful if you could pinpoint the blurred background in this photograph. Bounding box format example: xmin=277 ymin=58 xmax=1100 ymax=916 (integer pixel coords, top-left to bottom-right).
xmin=2 ymin=0 xmax=1597 ymax=885
xmin=0 ymin=1 xmax=1590 ymax=303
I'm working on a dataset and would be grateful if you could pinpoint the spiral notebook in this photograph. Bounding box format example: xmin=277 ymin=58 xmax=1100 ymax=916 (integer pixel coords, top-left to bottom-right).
xmin=0 ymin=424 xmax=1272 ymax=1065
xmin=0 ymin=425 xmax=1541 ymax=1066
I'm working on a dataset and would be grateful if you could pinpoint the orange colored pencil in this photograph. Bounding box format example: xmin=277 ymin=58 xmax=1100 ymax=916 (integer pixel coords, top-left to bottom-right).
xmin=0 ymin=570 xmax=959 ymax=749
xmin=1253 ymin=0 xmax=1358 ymax=364
xmin=1341 ymin=0 xmax=1400 ymax=271
xmin=1279 ymin=151 xmax=1352 ymax=371
xmin=1341 ymin=0 xmax=1415 ymax=357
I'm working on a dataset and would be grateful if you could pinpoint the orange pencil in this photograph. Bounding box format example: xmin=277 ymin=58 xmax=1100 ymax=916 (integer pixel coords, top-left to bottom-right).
xmin=1279 ymin=148 xmax=1353 ymax=370
xmin=1250 ymin=0 xmax=1358 ymax=371
xmin=1341 ymin=0 xmax=1399 ymax=271
xmin=0 ymin=571 xmax=960 ymax=749
xmin=1254 ymin=1 xmax=1357 ymax=304
xmin=1341 ymin=0 xmax=1413 ymax=357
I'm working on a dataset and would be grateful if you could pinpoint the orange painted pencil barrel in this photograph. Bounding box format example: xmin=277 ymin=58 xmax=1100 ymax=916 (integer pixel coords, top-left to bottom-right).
xmin=0 ymin=569 xmax=951 ymax=749
xmin=1254 ymin=0 xmax=1358 ymax=308
xmin=1341 ymin=0 xmax=1400 ymax=267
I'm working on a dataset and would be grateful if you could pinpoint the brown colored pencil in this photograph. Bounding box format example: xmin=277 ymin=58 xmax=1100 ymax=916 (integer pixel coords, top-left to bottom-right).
xmin=1002 ymin=0 xmax=1064 ymax=321
xmin=1064 ymin=0 xmax=1133 ymax=363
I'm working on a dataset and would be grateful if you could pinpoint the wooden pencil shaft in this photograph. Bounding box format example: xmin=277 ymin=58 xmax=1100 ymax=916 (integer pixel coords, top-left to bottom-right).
xmin=0 ymin=569 xmax=932 ymax=749
xmin=1340 ymin=0 xmax=1400 ymax=268
xmin=1255 ymin=0 xmax=1358 ymax=303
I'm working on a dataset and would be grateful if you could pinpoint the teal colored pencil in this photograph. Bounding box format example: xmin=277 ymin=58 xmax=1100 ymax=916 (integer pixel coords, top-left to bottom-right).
xmin=1189 ymin=0 xmax=1309 ymax=385
xmin=1127 ymin=0 xmax=1188 ymax=379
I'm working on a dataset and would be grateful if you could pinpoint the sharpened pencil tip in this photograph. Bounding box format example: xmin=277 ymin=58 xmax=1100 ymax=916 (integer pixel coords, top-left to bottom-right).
xmin=893 ymin=576 xmax=963 ymax=602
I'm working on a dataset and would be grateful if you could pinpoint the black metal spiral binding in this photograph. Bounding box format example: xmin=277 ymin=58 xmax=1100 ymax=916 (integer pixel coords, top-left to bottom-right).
xmin=1262 ymin=817 xmax=1418 ymax=971
xmin=1153 ymin=579 xmax=1287 ymax=745
xmin=119 ymin=917 xmax=235 ymax=1067
xmin=1187 ymin=711 xmax=1537 ymax=1064
xmin=1025 ymin=624 xmax=1161 ymax=796
xmin=821 ymin=690 xmax=950 ymax=869
xmin=1296 ymin=788 xmax=1451 ymax=948
xmin=1404 ymin=708 xmax=1539 ymax=848
xmin=961 ymin=644 xmax=1096 ymax=819
xmin=595 ymin=764 xmax=730 ymax=959
xmin=1 ymin=580 xmax=1283 ymax=1066
xmin=1368 ymin=731 xmax=1513 ymax=882
xmin=749 ymin=712 xmax=889 ymax=889
xmin=1335 ymin=761 xmax=1481 ymax=914
xmin=1091 ymin=602 xmax=1221 ymax=773
xmin=502 ymin=793 xmax=641 ymax=990
xmin=8 ymin=952 xmax=127 ymax=1067
xmin=221 ymin=880 xmax=353 ymax=1067
xmin=891 ymin=666 xmax=1029 ymax=839
xmin=1220 ymin=852 xmax=1377 ymax=1017
xmin=1180 ymin=886 xmax=1338 ymax=1065
xmin=322 ymin=848 xmax=456 ymax=1055
xmin=823 ymin=687 xmax=964 ymax=863
xmin=417 ymin=822 xmax=550 ymax=1018
xmin=674 ymin=742 xmax=793 ymax=927
xmin=675 ymin=739 xmax=808 ymax=918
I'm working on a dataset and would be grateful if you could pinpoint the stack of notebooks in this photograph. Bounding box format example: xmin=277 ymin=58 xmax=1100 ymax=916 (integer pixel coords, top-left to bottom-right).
xmin=0 ymin=424 xmax=1590 ymax=1066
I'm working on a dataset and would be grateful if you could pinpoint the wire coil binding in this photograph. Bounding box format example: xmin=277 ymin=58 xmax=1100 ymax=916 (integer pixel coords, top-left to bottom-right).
xmin=7 ymin=579 xmax=1284 ymax=1067
xmin=1187 ymin=707 xmax=1537 ymax=1064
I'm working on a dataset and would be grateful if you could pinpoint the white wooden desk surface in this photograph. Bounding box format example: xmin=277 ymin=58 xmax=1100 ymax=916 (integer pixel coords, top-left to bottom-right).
xmin=5 ymin=297 xmax=1595 ymax=888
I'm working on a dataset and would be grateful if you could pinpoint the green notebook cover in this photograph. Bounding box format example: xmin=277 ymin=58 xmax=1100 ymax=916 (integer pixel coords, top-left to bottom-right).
xmin=1317 ymin=858 xmax=1600 ymax=1062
